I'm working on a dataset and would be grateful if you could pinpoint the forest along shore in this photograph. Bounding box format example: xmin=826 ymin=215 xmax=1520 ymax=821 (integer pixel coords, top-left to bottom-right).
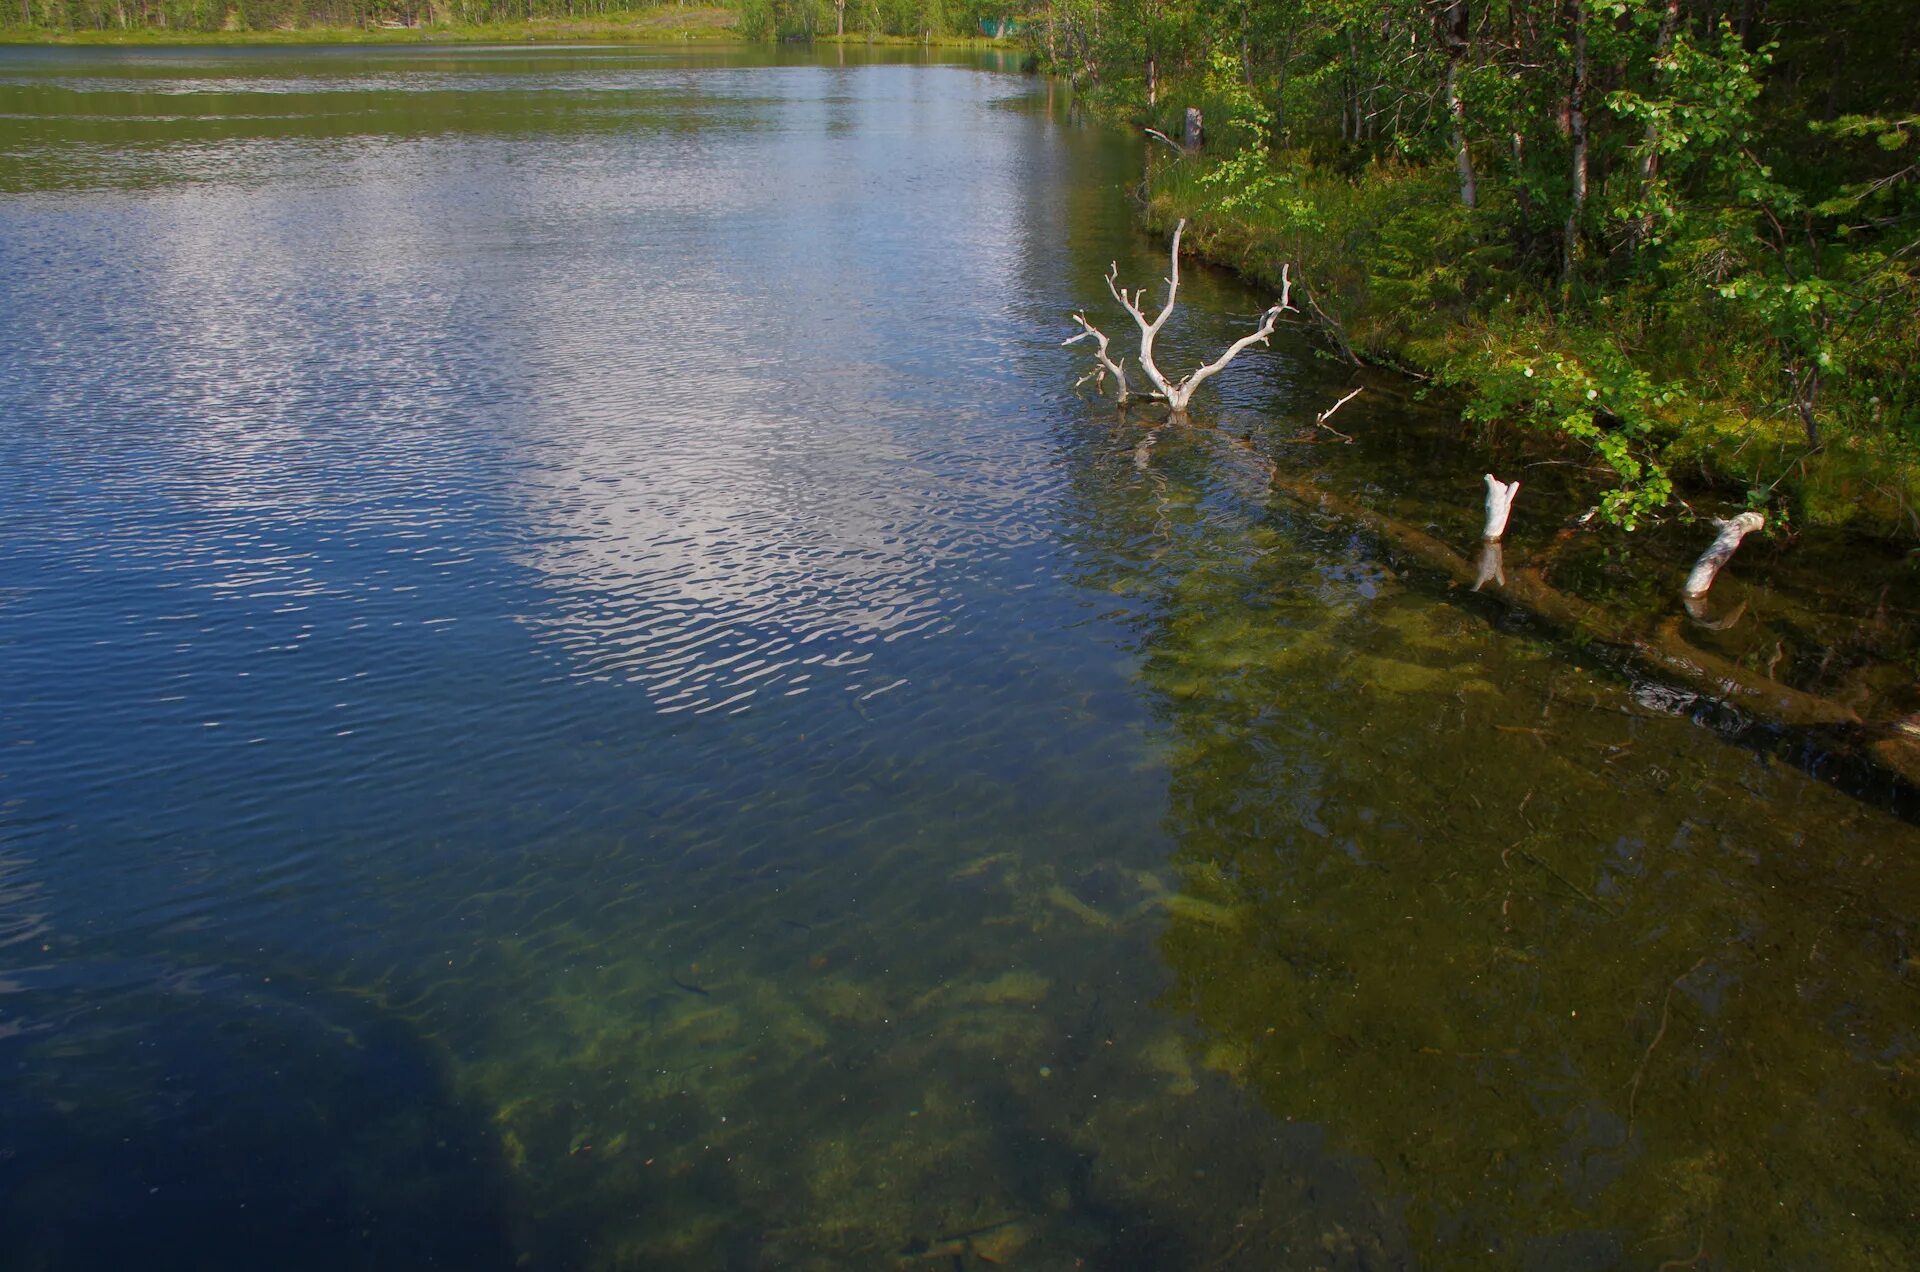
xmin=1029 ymin=0 xmax=1919 ymax=813
xmin=1026 ymin=0 xmax=1917 ymax=539
xmin=0 ymin=2 xmax=1025 ymax=45
xmin=0 ymin=6 xmax=741 ymax=44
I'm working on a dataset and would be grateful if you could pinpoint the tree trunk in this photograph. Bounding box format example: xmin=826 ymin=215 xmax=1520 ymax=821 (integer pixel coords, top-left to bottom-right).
xmin=1438 ymin=1 xmax=1477 ymax=207
xmin=1638 ymin=0 xmax=1681 ymax=194
xmin=1562 ymin=0 xmax=1588 ymax=285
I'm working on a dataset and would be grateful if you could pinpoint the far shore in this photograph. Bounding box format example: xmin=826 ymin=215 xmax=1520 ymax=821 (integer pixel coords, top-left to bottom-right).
xmin=0 ymin=10 xmax=1021 ymax=48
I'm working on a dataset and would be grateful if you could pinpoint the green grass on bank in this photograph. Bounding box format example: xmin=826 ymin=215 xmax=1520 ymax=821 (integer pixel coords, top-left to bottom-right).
xmin=814 ymin=32 xmax=1018 ymax=48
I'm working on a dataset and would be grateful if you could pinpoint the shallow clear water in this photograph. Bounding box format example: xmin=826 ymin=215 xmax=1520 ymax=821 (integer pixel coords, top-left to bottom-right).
xmin=2 ymin=43 xmax=1916 ymax=1271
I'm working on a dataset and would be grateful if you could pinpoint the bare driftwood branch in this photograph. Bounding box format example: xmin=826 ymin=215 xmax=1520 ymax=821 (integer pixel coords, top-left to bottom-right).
xmin=1064 ymin=312 xmax=1132 ymax=403
xmin=1314 ymin=387 xmax=1363 ymax=442
xmin=1143 ymin=127 xmax=1187 ymax=154
xmin=1483 ymin=474 xmax=1521 ymax=540
xmin=1682 ymin=511 xmax=1764 ymax=598
xmin=1104 ymin=219 xmax=1295 ymax=412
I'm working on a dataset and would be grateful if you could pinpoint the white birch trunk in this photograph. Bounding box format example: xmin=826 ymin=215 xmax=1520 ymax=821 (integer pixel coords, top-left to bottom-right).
xmin=1183 ymin=107 xmax=1204 ymax=151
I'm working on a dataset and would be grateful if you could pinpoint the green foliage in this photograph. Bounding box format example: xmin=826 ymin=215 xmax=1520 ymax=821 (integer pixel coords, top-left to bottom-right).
xmin=1450 ymin=325 xmax=1679 ymax=529
xmin=0 ymin=0 xmax=993 ymax=39
xmin=0 ymin=0 xmax=738 ymax=35
xmin=1604 ymin=20 xmax=1781 ymax=243
xmin=1051 ymin=0 xmax=1920 ymax=535
xmin=1195 ymin=48 xmax=1278 ymax=214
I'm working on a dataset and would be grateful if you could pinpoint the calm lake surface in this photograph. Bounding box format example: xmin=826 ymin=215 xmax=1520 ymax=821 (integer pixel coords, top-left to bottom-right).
xmin=2 ymin=42 xmax=1916 ymax=1271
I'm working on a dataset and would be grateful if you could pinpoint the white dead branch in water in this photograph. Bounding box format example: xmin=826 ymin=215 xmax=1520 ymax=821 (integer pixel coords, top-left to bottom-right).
xmin=1063 ymin=312 xmax=1132 ymax=403
xmin=1681 ymin=510 xmax=1763 ymax=626
xmin=1094 ymin=219 xmax=1295 ymax=413
xmin=1314 ymin=387 xmax=1364 ymax=442
xmin=1683 ymin=511 xmax=1764 ymax=599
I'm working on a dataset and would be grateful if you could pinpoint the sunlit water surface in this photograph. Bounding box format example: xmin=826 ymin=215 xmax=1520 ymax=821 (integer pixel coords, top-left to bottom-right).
xmin=2 ymin=43 xmax=1916 ymax=1272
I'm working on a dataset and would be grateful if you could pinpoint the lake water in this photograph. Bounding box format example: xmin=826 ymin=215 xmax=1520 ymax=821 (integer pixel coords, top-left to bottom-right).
xmin=2 ymin=42 xmax=1916 ymax=1271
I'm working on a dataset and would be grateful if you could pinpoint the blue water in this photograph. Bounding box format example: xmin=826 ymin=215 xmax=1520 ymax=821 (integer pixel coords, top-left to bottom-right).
xmin=3 ymin=43 xmax=1917 ymax=1272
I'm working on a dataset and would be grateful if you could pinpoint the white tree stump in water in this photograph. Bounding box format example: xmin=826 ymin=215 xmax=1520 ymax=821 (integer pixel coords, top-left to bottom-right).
xmin=1683 ymin=511 xmax=1764 ymax=599
xmin=1482 ymin=474 xmax=1520 ymax=541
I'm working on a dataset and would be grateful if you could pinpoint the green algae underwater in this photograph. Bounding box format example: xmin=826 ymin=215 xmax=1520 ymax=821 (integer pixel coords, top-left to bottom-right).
xmin=1 ymin=42 xmax=1917 ymax=1272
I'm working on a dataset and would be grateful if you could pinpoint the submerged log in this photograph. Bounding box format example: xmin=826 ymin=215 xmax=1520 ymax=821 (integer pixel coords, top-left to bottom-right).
xmin=1268 ymin=471 xmax=1860 ymax=730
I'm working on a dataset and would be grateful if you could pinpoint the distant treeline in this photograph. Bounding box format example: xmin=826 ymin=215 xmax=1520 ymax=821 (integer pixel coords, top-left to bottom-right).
xmin=1033 ymin=0 xmax=1920 ymax=531
xmin=3 ymin=0 xmax=539 ymax=28
xmin=0 ymin=0 xmax=1010 ymax=38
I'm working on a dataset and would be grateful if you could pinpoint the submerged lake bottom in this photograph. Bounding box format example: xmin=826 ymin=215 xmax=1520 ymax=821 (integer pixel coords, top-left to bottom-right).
xmin=1 ymin=41 xmax=1917 ymax=1271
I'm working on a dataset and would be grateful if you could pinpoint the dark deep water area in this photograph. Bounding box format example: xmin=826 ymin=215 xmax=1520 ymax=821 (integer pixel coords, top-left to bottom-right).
xmin=1 ymin=42 xmax=1916 ymax=1271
